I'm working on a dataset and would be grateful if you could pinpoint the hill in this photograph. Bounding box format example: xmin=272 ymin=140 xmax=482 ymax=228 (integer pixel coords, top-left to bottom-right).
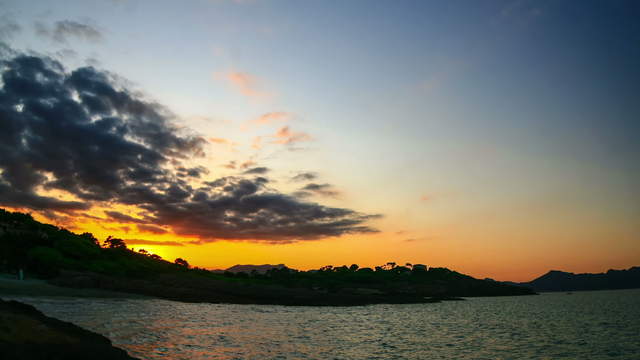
xmin=0 ymin=208 xmax=535 ymax=304
xmin=517 ymin=267 xmax=640 ymax=292
xmin=224 ymin=264 xmax=288 ymax=274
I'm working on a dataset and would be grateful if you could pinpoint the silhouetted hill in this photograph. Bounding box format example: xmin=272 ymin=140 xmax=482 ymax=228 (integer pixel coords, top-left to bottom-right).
xmin=225 ymin=264 xmax=288 ymax=274
xmin=0 ymin=208 xmax=535 ymax=304
xmin=516 ymin=267 xmax=640 ymax=292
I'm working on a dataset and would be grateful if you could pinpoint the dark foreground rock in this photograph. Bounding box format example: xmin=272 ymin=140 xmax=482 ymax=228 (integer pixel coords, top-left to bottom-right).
xmin=0 ymin=298 xmax=138 ymax=360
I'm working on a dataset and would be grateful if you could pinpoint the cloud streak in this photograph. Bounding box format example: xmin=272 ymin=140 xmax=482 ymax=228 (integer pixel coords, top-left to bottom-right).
xmin=295 ymin=183 xmax=340 ymax=199
xmin=242 ymin=167 xmax=269 ymax=175
xmin=218 ymin=71 xmax=270 ymax=99
xmin=35 ymin=20 xmax=103 ymax=43
xmin=242 ymin=111 xmax=290 ymax=130
xmin=123 ymin=239 xmax=186 ymax=247
xmin=272 ymin=126 xmax=313 ymax=145
xmin=291 ymin=172 xmax=318 ymax=182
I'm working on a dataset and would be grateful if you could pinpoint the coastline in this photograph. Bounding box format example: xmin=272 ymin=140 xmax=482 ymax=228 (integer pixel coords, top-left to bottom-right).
xmin=0 ymin=276 xmax=150 ymax=299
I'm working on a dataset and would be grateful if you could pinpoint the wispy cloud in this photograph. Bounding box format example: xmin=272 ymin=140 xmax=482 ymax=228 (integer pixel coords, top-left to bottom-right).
xmin=223 ymin=160 xmax=237 ymax=169
xmin=291 ymin=172 xmax=318 ymax=182
xmin=35 ymin=20 xmax=103 ymax=43
xmin=209 ymin=137 xmax=231 ymax=144
xmin=137 ymin=224 xmax=169 ymax=234
xmin=242 ymin=112 xmax=290 ymax=130
xmin=239 ymin=160 xmax=256 ymax=169
xmin=208 ymin=136 xmax=237 ymax=151
xmin=249 ymin=126 xmax=312 ymax=151
xmin=404 ymin=236 xmax=433 ymax=243
xmin=217 ymin=71 xmax=270 ymax=99
xmin=123 ymin=239 xmax=186 ymax=247
xmin=105 ymin=210 xmax=148 ymax=224
xmin=272 ymin=126 xmax=313 ymax=145
xmin=242 ymin=167 xmax=269 ymax=175
xmin=222 ymin=159 xmax=256 ymax=170
xmin=295 ymin=183 xmax=340 ymax=199
xmin=251 ymin=136 xmax=263 ymax=150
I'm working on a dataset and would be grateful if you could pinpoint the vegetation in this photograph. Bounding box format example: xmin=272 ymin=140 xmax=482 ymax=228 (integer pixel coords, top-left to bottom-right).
xmin=0 ymin=208 xmax=535 ymax=305
xmin=0 ymin=209 xmax=203 ymax=280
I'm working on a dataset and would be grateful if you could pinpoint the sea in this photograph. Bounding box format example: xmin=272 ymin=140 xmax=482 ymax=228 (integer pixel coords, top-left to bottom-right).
xmin=8 ymin=289 xmax=640 ymax=359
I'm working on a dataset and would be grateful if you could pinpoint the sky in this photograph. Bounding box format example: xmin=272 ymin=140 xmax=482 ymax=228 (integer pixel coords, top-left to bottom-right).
xmin=0 ymin=0 xmax=638 ymax=281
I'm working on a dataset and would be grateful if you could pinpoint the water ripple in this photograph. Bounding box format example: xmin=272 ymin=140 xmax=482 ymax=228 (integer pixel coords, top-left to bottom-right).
xmin=7 ymin=289 xmax=640 ymax=359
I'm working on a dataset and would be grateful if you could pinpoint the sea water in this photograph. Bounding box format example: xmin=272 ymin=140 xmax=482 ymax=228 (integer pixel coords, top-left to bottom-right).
xmin=8 ymin=289 xmax=640 ymax=359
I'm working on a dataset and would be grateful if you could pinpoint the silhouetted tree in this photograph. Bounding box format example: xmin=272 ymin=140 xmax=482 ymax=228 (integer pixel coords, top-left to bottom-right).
xmin=412 ymin=264 xmax=427 ymax=272
xmin=174 ymin=258 xmax=189 ymax=268
xmin=349 ymin=264 xmax=359 ymax=271
xmin=138 ymin=249 xmax=148 ymax=255
xmin=103 ymin=236 xmax=127 ymax=249
xmin=80 ymin=232 xmax=99 ymax=245
xmin=383 ymin=262 xmax=397 ymax=270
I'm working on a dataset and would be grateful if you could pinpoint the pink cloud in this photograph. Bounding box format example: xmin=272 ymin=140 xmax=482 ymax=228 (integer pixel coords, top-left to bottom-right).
xmin=272 ymin=126 xmax=312 ymax=145
xmin=217 ymin=71 xmax=270 ymax=99
xmin=209 ymin=137 xmax=230 ymax=144
xmin=208 ymin=137 xmax=238 ymax=152
xmin=223 ymin=160 xmax=237 ymax=169
xmin=242 ymin=111 xmax=290 ymax=130
xmin=239 ymin=160 xmax=256 ymax=169
xmin=251 ymin=136 xmax=262 ymax=150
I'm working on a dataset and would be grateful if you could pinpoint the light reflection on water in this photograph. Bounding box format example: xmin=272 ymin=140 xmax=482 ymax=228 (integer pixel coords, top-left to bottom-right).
xmin=8 ymin=289 xmax=640 ymax=359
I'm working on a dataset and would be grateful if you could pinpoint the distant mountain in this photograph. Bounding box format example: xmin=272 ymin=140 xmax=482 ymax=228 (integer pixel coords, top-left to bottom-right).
xmin=515 ymin=267 xmax=640 ymax=292
xmin=224 ymin=264 xmax=288 ymax=274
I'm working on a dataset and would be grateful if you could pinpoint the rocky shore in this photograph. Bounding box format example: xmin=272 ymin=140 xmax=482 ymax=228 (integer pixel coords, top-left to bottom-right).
xmin=0 ymin=298 xmax=138 ymax=360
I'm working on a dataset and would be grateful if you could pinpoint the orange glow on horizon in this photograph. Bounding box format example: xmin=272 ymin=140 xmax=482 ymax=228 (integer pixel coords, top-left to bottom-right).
xmin=4 ymin=200 xmax=638 ymax=283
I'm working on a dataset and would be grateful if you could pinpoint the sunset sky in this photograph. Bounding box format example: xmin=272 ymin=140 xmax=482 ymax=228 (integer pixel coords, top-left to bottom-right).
xmin=1 ymin=0 xmax=638 ymax=281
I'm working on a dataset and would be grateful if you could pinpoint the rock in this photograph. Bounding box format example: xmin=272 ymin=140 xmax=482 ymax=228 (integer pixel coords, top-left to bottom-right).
xmin=0 ymin=298 xmax=138 ymax=360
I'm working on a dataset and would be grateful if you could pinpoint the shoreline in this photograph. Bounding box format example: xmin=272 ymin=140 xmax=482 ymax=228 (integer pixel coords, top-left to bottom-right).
xmin=0 ymin=275 xmax=455 ymax=306
xmin=0 ymin=277 xmax=150 ymax=299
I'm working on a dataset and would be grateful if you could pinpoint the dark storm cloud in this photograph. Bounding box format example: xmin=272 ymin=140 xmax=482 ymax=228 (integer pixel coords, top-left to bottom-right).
xmin=137 ymin=224 xmax=168 ymax=234
xmin=0 ymin=50 xmax=379 ymax=242
xmin=149 ymin=176 xmax=380 ymax=241
xmin=242 ymin=166 xmax=269 ymax=175
xmin=176 ymin=166 xmax=208 ymax=178
xmin=0 ymin=183 xmax=89 ymax=211
xmin=104 ymin=211 xmax=148 ymax=224
xmin=291 ymin=172 xmax=317 ymax=182
xmin=0 ymin=53 xmax=204 ymax=205
xmin=35 ymin=20 xmax=103 ymax=43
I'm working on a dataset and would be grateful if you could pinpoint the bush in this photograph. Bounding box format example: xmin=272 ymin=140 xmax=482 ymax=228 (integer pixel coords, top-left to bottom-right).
xmin=27 ymin=246 xmax=64 ymax=278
